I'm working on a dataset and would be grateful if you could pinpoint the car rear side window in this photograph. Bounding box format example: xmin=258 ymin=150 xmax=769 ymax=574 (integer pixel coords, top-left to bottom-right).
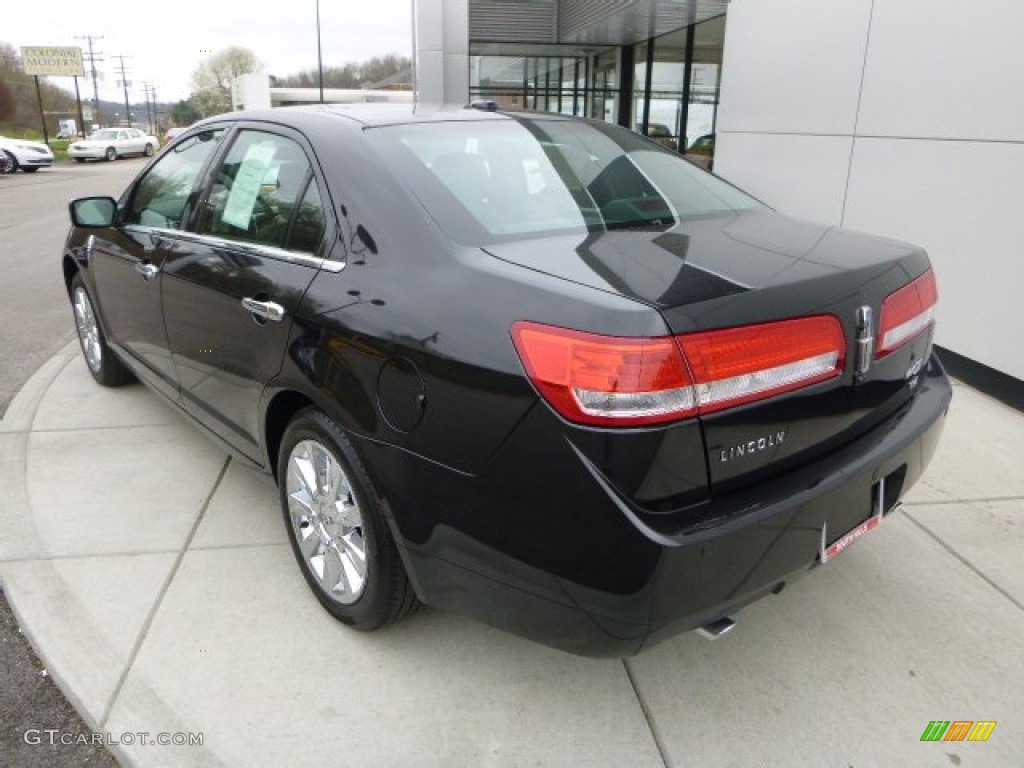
xmin=286 ymin=180 xmax=326 ymax=253
xmin=125 ymin=129 xmax=226 ymax=229
xmin=196 ymin=130 xmax=313 ymax=250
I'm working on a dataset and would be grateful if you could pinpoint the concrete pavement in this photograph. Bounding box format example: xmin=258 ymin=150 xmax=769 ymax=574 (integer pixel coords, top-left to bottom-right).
xmin=1 ymin=342 xmax=1021 ymax=767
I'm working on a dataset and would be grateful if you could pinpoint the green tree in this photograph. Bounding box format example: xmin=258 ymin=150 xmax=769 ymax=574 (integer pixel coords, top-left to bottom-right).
xmin=0 ymin=42 xmax=77 ymax=136
xmin=359 ymin=54 xmax=412 ymax=87
xmin=170 ymin=98 xmax=202 ymax=126
xmin=189 ymin=46 xmax=261 ymax=117
xmin=274 ymin=54 xmax=411 ymax=90
xmin=0 ymin=77 xmax=14 ymax=124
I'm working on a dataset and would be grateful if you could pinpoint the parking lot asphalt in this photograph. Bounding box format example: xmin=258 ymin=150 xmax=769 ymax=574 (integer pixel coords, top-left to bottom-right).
xmin=0 ymin=342 xmax=1021 ymax=767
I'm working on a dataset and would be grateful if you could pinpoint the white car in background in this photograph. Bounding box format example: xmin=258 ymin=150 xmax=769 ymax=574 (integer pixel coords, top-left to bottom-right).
xmin=68 ymin=128 xmax=159 ymax=162
xmin=0 ymin=136 xmax=55 ymax=173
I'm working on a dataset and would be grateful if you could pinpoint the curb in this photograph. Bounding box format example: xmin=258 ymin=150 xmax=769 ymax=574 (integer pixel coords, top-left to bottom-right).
xmin=0 ymin=343 xmax=215 ymax=768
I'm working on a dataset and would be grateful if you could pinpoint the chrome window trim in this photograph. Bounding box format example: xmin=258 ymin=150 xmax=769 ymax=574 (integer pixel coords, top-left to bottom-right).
xmin=126 ymin=226 xmax=345 ymax=272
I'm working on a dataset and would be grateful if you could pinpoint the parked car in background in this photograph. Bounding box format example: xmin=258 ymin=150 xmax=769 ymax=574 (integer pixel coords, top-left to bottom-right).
xmin=646 ymin=122 xmax=678 ymax=151
xmin=163 ymin=126 xmax=186 ymax=147
xmin=0 ymin=136 xmax=55 ymax=172
xmin=68 ymin=128 xmax=159 ymax=162
xmin=61 ymin=106 xmax=950 ymax=656
xmin=685 ymin=133 xmax=715 ymax=171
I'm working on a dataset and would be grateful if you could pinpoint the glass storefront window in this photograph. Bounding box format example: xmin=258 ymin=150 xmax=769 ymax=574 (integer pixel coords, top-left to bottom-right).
xmin=632 ymin=42 xmax=649 ymax=132
xmin=646 ymin=28 xmax=687 ymax=152
xmin=466 ymin=12 xmax=724 ymax=170
xmin=683 ymin=15 xmax=725 ymax=169
xmin=590 ymin=50 xmax=618 ymax=122
xmin=469 ymin=44 xmax=617 ymax=120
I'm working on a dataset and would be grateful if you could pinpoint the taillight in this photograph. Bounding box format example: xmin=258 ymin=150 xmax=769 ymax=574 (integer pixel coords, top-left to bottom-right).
xmin=877 ymin=269 xmax=938 ymax=357
xmin=510 ymin=322 xmax=696 ymax=426
xmin=511 ymin=316 xmax=845 ymax=427
xmin=678 ymin=316 xmax=846 ymax=415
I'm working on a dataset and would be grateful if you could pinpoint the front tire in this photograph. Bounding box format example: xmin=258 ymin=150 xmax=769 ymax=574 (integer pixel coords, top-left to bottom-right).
xmin=74 ymin=158 xmax=85 ymax=163
xmin=70 ymin=274 xmax=134 ymax=386
xmin=105 ymin=147 xmax=117 ymax=162
xmin=22 ymin=167 xmax=39 ymax=173
xmin=278 ymin=408 xmax=418 ymax=630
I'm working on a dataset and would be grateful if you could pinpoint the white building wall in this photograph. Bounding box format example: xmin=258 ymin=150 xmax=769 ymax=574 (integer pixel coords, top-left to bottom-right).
xmin=415 ymin=0 xmax=470 ymax=106
xmin=715 ymin=0 xmax=1024 ymax=380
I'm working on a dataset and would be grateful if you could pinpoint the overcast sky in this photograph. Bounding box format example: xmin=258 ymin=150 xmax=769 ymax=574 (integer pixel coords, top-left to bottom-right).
xmin=14 ymin=0 xmax=414 ymax=103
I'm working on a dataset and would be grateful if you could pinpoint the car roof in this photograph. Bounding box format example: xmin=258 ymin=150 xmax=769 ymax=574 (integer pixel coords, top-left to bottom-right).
xmin=193 ymin=103 xmax=582 ymax=132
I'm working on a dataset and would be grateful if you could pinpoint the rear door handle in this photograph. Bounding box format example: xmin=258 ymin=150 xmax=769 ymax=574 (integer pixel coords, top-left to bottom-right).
xmin=135 ymin=262 xmax=159 ymax=281
xmin=241 ymin=297 xmax=286 ymax=323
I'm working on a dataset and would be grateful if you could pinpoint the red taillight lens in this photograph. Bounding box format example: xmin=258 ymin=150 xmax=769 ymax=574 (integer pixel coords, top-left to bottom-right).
xmin=510 ymin=322 xmax=696 ymax=426
xmin=511 ymin=315 xmax=845 ymax=427
xmin=678 ymin=315 xmax=846 ymax=414
xmin=877 ymin=269 xmax=938 ymax=357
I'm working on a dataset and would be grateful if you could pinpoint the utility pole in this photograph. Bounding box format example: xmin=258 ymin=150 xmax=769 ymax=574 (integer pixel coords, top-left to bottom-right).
xmin=72 ymin=77 xmax=87 ymax=138
xmin=143 ymin=82 xmax=157 ymax=135
xmin=113 ymin=54 xmax=132 ymax=126
xmin=75 ymin=34 xmax=104 ymax=128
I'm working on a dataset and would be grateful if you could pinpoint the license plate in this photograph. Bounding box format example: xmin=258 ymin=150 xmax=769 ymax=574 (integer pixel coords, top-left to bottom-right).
xmin=820 ymin=514 xmax=882 ymax=564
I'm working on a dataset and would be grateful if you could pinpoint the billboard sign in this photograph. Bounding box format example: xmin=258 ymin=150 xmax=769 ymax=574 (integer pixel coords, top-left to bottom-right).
xmin=21 ymin=46 xmax=85 ymax=77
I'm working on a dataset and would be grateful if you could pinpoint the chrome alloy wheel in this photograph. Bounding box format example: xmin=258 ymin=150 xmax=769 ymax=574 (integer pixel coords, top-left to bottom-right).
xmin=286 ymin=439 xmax=368 ymax=604
xmin=73 ymin=286 xmax=103 ymax=374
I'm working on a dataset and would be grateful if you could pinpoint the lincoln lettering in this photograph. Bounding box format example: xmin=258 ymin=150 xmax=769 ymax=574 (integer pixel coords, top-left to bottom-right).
xmin=720 ymin=431 xmax=786 ymax=463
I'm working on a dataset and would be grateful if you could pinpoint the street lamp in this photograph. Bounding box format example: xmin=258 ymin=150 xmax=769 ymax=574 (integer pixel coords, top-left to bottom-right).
xmin=316 ymin=0 xmax=324 ymax=103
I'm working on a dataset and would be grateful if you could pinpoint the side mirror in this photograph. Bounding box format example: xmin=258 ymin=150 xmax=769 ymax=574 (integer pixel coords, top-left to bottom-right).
xmin=69 ymin=197 xmax=117 ymax=227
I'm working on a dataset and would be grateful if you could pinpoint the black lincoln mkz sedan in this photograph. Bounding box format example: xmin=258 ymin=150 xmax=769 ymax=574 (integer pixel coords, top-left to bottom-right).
xmin=63 ymin=105 xmax=950 ymax=656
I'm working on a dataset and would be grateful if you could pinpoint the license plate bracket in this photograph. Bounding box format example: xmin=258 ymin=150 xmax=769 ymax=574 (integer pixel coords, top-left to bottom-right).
xmin=820 ymin=475 xmax=890 ymax=564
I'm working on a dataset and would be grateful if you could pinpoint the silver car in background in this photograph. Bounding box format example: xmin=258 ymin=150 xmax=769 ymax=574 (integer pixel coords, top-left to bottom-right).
xmin=68 ymin=128 xmax=159 ymax=162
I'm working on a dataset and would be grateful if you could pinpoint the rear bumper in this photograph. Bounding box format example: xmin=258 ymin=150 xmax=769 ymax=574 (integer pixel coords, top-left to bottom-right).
xmin=374 ymin=353 xmax=951 ymax=656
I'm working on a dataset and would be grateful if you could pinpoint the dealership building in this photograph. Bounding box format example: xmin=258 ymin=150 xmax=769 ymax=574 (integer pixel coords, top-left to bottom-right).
xmin=412 ymin=0 xmax=1023 ymax=386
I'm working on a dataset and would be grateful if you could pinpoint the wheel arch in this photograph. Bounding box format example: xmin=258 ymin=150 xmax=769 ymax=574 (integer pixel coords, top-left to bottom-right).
xmin=62 ymin=254 xmax=80 ymax=297
xmin=264 ymin=389 xmax=317 ymax=481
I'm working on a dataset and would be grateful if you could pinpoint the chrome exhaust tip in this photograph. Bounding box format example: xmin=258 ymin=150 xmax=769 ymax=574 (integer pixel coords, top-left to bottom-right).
xmin=695 ymin=616 xmax=736 ymax=640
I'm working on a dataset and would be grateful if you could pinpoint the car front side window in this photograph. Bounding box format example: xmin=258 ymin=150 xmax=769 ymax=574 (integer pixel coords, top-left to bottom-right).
xmin=125 ymin=129 xmax=225 ymax=229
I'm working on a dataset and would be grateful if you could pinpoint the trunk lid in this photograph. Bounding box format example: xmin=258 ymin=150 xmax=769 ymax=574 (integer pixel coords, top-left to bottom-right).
xmin=485 ymin=210 xmax=937 ymax=494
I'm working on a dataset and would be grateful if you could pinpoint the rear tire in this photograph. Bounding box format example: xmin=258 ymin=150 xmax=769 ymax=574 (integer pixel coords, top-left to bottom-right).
xmin=75 ymin=158 xmax=85 ymax=163
xmin=70 ymin=274 xmax=134 ymax=386
xmin=105 ymin=147 xmax=116 ymax=162
xmin=278 ymin=408 xmax=418 ymax=630
xmin=3 ymin=151 xmax=17 ymax=173
xmin=143 ymin=143 xmax=155 ymax=157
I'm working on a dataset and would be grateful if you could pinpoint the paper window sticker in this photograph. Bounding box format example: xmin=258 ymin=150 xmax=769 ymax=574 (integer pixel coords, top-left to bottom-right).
xmin=221 ymin=142 xmax=278 ymax=230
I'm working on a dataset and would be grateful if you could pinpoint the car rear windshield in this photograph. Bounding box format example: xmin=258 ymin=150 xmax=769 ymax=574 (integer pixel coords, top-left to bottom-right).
xmin=365 ymin=117 xmax=761 ymax=245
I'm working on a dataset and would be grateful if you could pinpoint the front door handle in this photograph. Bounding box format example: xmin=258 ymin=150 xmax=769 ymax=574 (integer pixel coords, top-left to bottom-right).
xmin=135 ymin=262 xmax=159 ymax=281
xmin=241 ymin=297 xmax=286 ymax=323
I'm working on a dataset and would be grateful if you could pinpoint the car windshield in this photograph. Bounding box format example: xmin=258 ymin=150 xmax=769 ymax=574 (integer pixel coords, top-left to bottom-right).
xmin=90 ymin=130 xmax=120 ymax=140
xmin=366 ymin=117 xmax=760 ymax=244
